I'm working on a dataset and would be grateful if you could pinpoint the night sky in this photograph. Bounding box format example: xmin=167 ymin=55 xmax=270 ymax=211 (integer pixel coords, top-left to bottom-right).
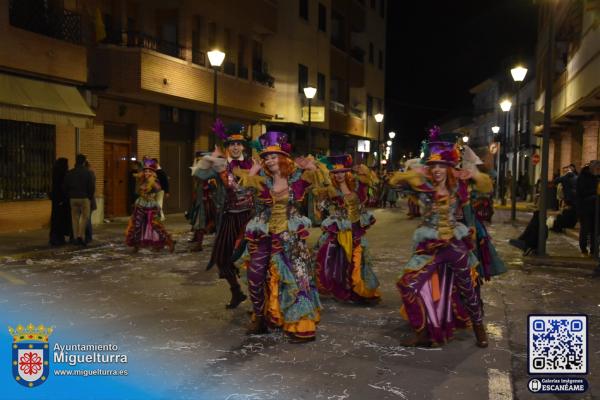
xmin=386 ymin=0 xmax=539 ymax=154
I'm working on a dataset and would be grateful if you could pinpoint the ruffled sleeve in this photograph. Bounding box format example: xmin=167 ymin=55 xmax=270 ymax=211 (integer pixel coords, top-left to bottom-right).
xmin=389 ymin=170 xmax=432 ymax=192
xmin=192 ymin=155 xmax=227 ymax=180
xmin=470 ymin=172 xmax=493 ymax=194
xmin=233 ymin=168 xmax=266 ymax=190
xmin=355 ymin=164 xmax=378 ymax=186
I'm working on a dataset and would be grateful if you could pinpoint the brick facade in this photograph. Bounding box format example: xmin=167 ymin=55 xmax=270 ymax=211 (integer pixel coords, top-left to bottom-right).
xmin=582 ymin=121 xmax=600 ymax=164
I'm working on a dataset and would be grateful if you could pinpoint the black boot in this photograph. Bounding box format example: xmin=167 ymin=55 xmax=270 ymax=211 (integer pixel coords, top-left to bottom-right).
xmin=246 ymin=315 xmax=268 ymax=335
xmin=226 ymin=285 xmax=247 ymax=309
xmin=473 ymin=323 xmax=489 ymax=348
xmin=401 ymin=328 xmax=431 ymax=347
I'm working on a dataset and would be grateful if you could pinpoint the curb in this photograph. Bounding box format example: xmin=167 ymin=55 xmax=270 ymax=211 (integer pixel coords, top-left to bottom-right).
xmin=523 ymin=256 xmax=597 ymax=269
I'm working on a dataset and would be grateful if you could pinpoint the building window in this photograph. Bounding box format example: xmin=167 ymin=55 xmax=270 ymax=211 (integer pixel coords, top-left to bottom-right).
xmin=238 ymin=34 xmax=248 ymax=79
xmin=367 ymin=95 xmax=373 ymax=116
xmin=331 ymin=11 xmax=345 ymax=50
xmin=379 ymin=0 xmax=385 ymax=18
xmin=0 ymin=119 xmax=55 ymax=201
xmin=378 ymin=49 xmax=383 ymax=69
xmin=317 ymin=72 xmax=326 ymax=100
xmin=207 ymin=21 xmax=216 ymax=48
xmin=299 ymin=0 xmax=308 ymax=20
xmin=370 ymin=0 xmax=376 ymax=9
xmin=318 ymin=3 xmax=327 ymax=32
xmin=369 ymin=42 xmax=374 ymax=64
xmin=298 ymin=64 xmax=308 ymax=93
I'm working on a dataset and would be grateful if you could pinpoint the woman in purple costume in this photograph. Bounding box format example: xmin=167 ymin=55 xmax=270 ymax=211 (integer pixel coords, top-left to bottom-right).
xmin=390 ymin=129 xmax=492 ymax=348
xmin=236 ymin=132 xmax=326 ymax=342
xmin=314 ymin=154 xmax=381 ymax=304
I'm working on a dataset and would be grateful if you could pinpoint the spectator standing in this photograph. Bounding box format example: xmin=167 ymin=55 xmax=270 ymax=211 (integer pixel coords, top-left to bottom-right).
xmin=64 ymin=154 xmax=95 ymax=246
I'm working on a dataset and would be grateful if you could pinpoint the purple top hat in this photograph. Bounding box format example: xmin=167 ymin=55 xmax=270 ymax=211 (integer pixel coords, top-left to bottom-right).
xmin=142 ymin=157 xmax=158 ymax=171
xmin=258 ymin=131 xmax=292 ymax=157
xmin=327 ymin=154 xmax=353 ymax=172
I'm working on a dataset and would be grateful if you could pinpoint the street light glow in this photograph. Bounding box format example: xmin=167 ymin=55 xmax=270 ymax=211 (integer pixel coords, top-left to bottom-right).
xmin=374 ymin=113 xmax=384 ymax=123
xmin=462 ymin=136 xmax=469 ymax=143
xmin=511 ymin=65 xmax=528 ymax=82
xmin=207 ymin=50 xmax=226 ymax=67
xmin=491 ymin=126 xmax=500 ymax=134
xmin=500 ymin=99 xmax=512 ymax=112
xmin=388 ymin=131 xmax=396 ymax=139
xmin=303 ymin=86 xmax=317 ymax=99
xmin=386 ymin=140 xmax=392 ymax=146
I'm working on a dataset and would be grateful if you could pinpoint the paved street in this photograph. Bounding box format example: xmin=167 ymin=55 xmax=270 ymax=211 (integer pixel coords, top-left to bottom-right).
xmin=1 ymin=204 xmax=598 ymax=400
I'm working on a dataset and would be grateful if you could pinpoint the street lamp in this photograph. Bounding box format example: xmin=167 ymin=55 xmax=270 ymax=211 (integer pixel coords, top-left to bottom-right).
xmin=500 ymin=99 xmax=512 ymax=206
xmin=207 ymin=49 xmax=225 ymax=124
xmin=510 ymin=65 xmax=528 ymax=221
xmin=303 ymin=86 xmax=317 ymax=155
xmin=388 ymin=131 xmax=396 ymax=139
xmin=492 ymin=125 xmax=501 ymax=198
xmin=374 ymin=113 xmax=384 ymax=170
xmin=462 ymin=135 xmax=469 ymax=144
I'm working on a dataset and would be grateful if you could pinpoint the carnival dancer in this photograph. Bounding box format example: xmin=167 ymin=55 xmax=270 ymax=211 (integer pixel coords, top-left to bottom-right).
xmin=235 ymin=131 xmax=326 ymax=342
xmin=186 ymin=152 xmax=217 ymax=252
xmin=390 ymin=128 xmax=491 ymax=348
xmin=192 ymin=122 xmax=254 ymax=309
xmin=314 ymin=154 xmax=381 ymax=304
xmin=125 ymin=157 xmax=175 ymax=253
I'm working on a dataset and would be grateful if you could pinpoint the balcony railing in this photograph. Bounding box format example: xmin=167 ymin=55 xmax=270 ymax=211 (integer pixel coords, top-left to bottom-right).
xmin=349 ymin=46 xmax=365 ymax=63
xmin=192 ymin=49 xmax=206 ymax=66
xmin=330 ymin=101 xmax=346 ymax=114
xmin=238 ymin=66 xmax=249 ymax=80
xmin=9 ymin=0 xmax=81 ymax=44
xmin=126 ymin=31 xmax=186 ymax=60
xmin=224 ymin=61 xmax=236 ymax=76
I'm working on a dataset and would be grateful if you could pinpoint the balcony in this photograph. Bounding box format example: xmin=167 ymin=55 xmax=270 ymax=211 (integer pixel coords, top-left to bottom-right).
xmin=9 ymin=0 xmax=81 ymax=44
xmin=349 ymin=46 xmax=365 ymax=63
xmin=92 ymin=46 xmax=276 ymax=117
xmin=238 ymin=66 xmax=249 ymax=80
xmin=126 ymin=31 xmax=186 ymax=60
xmin=330 ymin=100 xmax=346 ymax=114
xmin=252 ymin=60 xmax=275 ymax=88
xmin=192 ymin=49 xmax=206 ymax=66
xmin=224 ymin=61 xmax=236 ymax=76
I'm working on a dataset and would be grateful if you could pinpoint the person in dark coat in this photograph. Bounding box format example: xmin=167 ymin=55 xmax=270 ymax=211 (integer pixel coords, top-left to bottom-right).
xmin=49 ymin=158 xmax=73 ymax=246
xmin=64 ymin=154 xmax=95 ymax=246
xmin=576 ymin=164 xmax=598 ymax=255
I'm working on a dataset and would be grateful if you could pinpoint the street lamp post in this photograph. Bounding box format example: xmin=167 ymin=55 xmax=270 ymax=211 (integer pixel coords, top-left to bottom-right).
xmin=388 ymin=131 xmax=396 ymax=170
xmin=500 ymin=99 xmax=513 ymax=206
xmin=510 ymin=65 xmax=528 ymax=221
xmin=538 ymin=6 xmax=556 ymax=256
xmin=492 ymin=125 xmax=501 ymax=198
xmin=207 ymin=50 xmax=226 ymax=124
xmin=303 ymin=86 xmax=317 ymax=155
xmin=374 ymin=113 xmax=384 ymax=171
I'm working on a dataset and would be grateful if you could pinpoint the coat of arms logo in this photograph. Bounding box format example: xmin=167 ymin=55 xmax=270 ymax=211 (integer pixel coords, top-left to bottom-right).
xmin=8 ymin=323 xmax=53 ymax=388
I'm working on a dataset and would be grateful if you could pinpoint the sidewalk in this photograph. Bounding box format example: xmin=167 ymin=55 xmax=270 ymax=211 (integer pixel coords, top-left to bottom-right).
xmin=0 ymin=214 xmax=192 ymax=260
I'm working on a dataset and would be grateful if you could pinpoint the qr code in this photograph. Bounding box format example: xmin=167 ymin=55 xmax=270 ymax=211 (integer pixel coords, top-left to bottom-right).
xmin=528 ymin=315 xmax=587 ymax=374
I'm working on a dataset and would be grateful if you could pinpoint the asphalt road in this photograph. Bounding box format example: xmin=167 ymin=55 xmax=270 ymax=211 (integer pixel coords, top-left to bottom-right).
xmin=0 ymin=207 xmax=598 ymax=399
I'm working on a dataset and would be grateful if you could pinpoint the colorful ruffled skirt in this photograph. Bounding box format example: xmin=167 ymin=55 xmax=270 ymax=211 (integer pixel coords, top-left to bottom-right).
xmin=315 ymin=213 xmax=380 ymax=303
xmin=125 ymin=198 xmax=173 ymax=250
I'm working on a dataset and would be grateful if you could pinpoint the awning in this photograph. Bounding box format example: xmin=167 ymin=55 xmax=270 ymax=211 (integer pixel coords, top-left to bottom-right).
xmin=0 ymin=72 xmax=95 ymax=128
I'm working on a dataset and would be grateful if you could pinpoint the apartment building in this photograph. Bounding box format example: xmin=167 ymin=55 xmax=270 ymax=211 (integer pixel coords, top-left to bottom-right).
xmin=0 ymin=0 xmax=386 ymax=232
xmin=535 ymin=0 xmax=600 ymax=178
